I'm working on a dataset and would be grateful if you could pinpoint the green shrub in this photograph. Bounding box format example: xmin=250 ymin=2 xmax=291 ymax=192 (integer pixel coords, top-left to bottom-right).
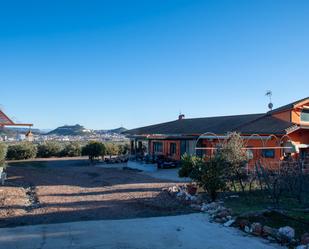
xmin=179 ymin=154 xmax=227 ymax=201
xmin=118 ymin=143 xmax=130 ymax=155
xmin=0 ymin=142 xmax=7 ymax=167
xmin=6 ymin=142 xmax=37 ymax=160
xmin=37 ymin=141 xmax=63 ymax=158
xmin=190 ymin=155 xmax=228 ymax=201
xmin=82 ymin=141 xmax=105 ymax=162
xmin=105 ymin=143 xmax=119 ymax=157
xmin=178 ymin=154 xmax=201 ymax=178
xmin=61 ymin=142 xmax=82 ymax=157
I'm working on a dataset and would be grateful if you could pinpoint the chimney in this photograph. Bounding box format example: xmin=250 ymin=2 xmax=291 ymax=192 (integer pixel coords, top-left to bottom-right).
xmin=178 ymin=114 xmax=185 ymax=120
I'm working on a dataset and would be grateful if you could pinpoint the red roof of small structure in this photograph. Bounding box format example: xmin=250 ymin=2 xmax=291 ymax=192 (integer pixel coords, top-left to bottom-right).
xmin=0 ymin=110 xmax=33 ymax=127
xmin=0 ymin=110 xmax=14 ymax=126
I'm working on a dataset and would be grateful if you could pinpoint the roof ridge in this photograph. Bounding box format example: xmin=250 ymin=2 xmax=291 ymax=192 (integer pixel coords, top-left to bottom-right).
xmin=268 ymin=96 xmax=309 ymax=114
xmin=233 ymin=113 xmax=269 ymax=131
xmin=180 ymin=113 xmax=264 ymax=121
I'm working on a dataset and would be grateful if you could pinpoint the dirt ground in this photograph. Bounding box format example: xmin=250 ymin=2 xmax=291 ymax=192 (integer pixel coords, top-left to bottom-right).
xmin=0 ymin=159 xmax=191 ymax=228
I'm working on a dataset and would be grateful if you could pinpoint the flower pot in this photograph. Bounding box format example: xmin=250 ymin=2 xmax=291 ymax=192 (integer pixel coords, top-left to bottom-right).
xmin=187 ymin=184 xmax=197 ymax=195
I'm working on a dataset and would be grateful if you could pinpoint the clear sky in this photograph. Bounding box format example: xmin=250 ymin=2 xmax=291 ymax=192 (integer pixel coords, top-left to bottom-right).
xmin=1 ymin=0 xmax=308 ymax=130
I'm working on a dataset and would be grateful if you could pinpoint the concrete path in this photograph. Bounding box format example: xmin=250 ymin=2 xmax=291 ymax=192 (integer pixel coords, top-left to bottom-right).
xmin=96 ymin=163 xmax=190 ymax=182
xmin=142 ymin=168 xmax=190 ymax=182
xmin=0 ymin=214 xmax=283 ymax=249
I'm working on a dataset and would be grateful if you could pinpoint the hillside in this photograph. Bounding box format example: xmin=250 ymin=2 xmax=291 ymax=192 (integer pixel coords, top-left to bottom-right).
xmin=47 ymin=124 xmax=93 ymax=136
xmin=112 ymin=127 xmax=127 ymax=134
xmin=0 ymin=127 xmax=41 ymax=136
xmin=95 ymin=127 xmax=127 ymax=134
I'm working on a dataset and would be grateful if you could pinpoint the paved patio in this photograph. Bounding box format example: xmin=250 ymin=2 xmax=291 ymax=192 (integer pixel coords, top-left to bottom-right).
xmin=0 ymin=214 xmax=283 ymax=249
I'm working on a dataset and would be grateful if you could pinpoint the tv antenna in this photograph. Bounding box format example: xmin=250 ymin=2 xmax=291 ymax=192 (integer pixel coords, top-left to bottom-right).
xmin=265 ymin=90 xmax=273 ymax=110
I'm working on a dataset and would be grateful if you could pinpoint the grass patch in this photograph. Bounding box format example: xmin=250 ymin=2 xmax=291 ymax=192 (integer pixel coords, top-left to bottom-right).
xmin=225 ymin=190 xmax=309 ymax=238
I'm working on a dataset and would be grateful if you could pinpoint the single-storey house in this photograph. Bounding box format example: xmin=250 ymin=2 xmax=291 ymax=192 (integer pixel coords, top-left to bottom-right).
xmin=124 ymin=97 xmax=309 ymax=167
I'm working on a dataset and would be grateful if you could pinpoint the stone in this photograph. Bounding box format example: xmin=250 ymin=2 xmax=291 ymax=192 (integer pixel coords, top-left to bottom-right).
xmin=223 ymin=219 xmax=235 ymax=227
xmin=222 ymin=217 xmax=228 ymax=223
xmin=244 ymin=226 xmax=251 ymax=233
xmin=171 ymin=186 xmax=179 ymax=193
xmin=296 ymin=246 xmax=308 ymax=249
xmin=262 ymin=226 xmax=277 ymax=237
xmin=214 ymin=218 xmax=225 ymax=224
xmin=251 ymin=223 xmax=262 ymax=236
xmin=189 ymin=195 xmax=198 ymax=202
xmin=190 ymin=204 xmax=201 ymax=211
xmin=208 ymin=202 xmax=219 ymax=209
xmin=176 ymin=190 xmax=185 ymax=198
xmin=200 ymin=203 xmax=208 ymax=212
xmin=278 ymin=226 xmax=295 ymax=240
xmin=301 ymin=233 xmax=309 ymax=245
xmin=216 ymin=209 xmax=230 ymax=219
xmin=195 ymin=195 xmax=204 ymax=205
xmin=267 ymin=236 xmax=277 ymax=243
xmin=200 ymin=202 xmax=219 ymax=212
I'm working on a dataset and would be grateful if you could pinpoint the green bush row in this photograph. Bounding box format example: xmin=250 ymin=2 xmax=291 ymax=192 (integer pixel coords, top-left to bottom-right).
xmin=3 ymin=141 xmax=129 ymax=161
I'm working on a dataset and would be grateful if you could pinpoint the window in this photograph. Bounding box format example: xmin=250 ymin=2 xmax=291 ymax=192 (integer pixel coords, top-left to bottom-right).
xmin=170 ymin=143 xmax=176 ymax=155
xmin=301 ymin=109 xmax=309 ymax=122
xmin=196 ymin=140 xmax=207 ymax=158
xmin=153 ymin=142 xmax=163 ymax=153
xmin=261 ymin=149 xmax=275 ymax=158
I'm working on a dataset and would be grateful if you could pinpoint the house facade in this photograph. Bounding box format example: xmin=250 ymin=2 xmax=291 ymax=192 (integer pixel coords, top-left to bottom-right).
xmin=125 ymin=97 xmax=309 ymax=166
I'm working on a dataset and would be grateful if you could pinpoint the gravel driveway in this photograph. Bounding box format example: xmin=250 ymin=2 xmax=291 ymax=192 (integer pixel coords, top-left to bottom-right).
xmin=0 ymin=159 xmax=191 ymax=227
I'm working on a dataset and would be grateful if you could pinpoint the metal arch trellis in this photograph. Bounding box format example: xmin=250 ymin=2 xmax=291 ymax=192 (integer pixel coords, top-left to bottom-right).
xmin=193 ymin=132 xmax=296 ymax=174
xmin=194 ymin=132 xmax=223 ymax=156
xmin=279 ymin=134 xmax=293 ymax=145
xmin=194 ymin=132 xmax=295 ymax=160
xmin=195 ymin=132 xmax=268 ymax=153
xmin=194 ymin=132 xmax=294 ymax=151
xmin=265 ymin=134 xmax=280 ymax=147
xmin=244 ymin=134 xmax=265 ymax=148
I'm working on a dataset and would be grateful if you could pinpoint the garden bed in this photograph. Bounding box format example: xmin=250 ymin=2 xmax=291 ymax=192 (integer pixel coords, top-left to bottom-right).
xmin=224 ymin=190 xmax=309 ymax=239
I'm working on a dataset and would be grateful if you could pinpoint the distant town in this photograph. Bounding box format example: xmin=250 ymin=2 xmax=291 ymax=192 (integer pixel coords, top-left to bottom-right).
xmin=0 ymin=124 xmax=128 ymax=143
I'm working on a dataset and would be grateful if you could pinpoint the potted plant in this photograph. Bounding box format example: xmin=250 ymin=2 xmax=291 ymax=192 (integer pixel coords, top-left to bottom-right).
xmin=0 ymin=143 xmax=7 ymax=174
xmin=187 ymin=183 xmax=198 ymax=195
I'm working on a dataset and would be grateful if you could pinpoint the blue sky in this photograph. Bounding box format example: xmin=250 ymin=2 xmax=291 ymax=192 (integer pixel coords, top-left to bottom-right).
xmin=1 ymin=0 xmax=308 ymax=129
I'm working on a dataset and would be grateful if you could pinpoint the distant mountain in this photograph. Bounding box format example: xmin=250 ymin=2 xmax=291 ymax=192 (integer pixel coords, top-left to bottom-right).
xmin=39 ymin=129 xmax=53 ymax=134
xmin=47 ymin=124 xmax=93 ymax=136
xmin=0 ymin=124 xmax=128 ymax=137
xmin=0 ymin=127 xmax=41 ymax=136
xmin=109 ymin=127 xmax=127 ymax=134
xmin=95 ymin=127 xmax=127 ymax=134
